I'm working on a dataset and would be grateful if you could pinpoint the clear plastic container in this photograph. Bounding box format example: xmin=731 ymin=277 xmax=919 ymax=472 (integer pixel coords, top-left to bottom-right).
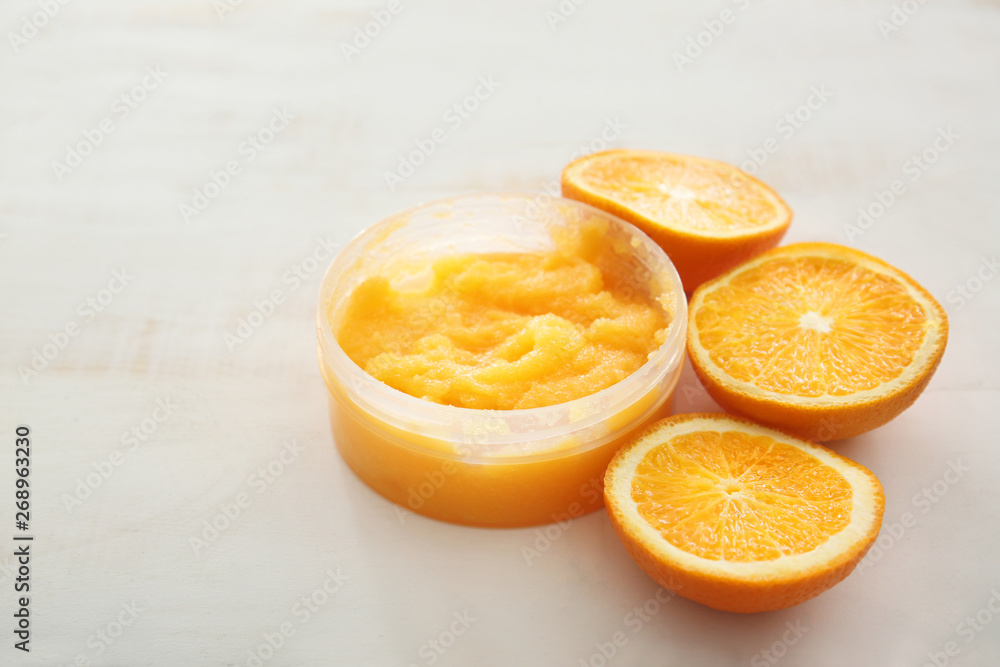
xmin=317 ymin=193 xmax=687 ymax=527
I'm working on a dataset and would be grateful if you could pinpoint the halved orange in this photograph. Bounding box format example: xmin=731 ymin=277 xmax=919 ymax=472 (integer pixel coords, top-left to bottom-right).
xmin=688 ymin=242 xmax=948 ymax=441
xmin=561 ymin=150 xmax=792 ymax=292
xmin=604 ymin=413 xmax=884 ymax=613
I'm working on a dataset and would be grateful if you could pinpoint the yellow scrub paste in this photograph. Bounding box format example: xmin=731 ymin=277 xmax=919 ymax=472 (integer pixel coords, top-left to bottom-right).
xmin=336 ymin=224 xmax=669 ymax=409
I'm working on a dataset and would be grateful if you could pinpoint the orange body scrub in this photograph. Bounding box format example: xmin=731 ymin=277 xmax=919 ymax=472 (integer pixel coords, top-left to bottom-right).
xmin=336 ymin=226 xmax=669 ymax=410
xmin=317 ymin=195 xmax=687 ymax=527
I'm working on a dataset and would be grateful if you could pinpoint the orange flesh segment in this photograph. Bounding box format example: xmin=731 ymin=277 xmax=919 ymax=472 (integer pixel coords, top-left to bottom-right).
xmin=631 ymin=430 xmax=853 ymax=562
xmin=572 ymin=154 xmax=779 ymax=232
xmin=694 ymin=256 xmax=928 ymax=397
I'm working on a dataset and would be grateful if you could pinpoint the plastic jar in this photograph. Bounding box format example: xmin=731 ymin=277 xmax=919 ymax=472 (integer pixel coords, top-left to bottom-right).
xmin=317 ymin=193 xmax=687 ymax=527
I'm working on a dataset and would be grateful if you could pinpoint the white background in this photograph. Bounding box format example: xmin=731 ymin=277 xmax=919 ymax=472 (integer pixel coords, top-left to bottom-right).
xmin=2 ymin=1 xmax=999 ymax=665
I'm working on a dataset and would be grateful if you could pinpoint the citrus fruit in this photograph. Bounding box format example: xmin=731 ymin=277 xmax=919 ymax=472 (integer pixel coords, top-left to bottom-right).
xmin=687 ymin=242 xmax=948 ymax=441
xmin=604 ymin=413 xmax=884 ymax=613
xmin=561 ymin=149 xmax=792 ymax=292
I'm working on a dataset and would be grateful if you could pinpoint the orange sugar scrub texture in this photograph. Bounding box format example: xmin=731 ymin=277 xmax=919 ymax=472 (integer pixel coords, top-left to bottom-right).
xmin=335 ymin=222 xmax=670 ymax=410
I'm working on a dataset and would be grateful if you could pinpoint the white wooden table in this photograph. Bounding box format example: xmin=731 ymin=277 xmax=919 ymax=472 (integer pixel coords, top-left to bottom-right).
xmin=2 ymin=1 xmax=999 ymax=665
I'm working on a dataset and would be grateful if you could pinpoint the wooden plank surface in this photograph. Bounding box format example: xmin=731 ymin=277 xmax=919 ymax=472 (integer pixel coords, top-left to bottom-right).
xmin=1 ymin=0 xmax=999 ymax=665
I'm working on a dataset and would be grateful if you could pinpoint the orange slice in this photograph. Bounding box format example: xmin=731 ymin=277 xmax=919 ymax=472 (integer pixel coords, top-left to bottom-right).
xmin=604 ymin=413 xmax=884 ymax=613
xmin=688 ymin=242 xmax=948 ymax=441
xmin=561 ymin=150 xmax=792 ymax=292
